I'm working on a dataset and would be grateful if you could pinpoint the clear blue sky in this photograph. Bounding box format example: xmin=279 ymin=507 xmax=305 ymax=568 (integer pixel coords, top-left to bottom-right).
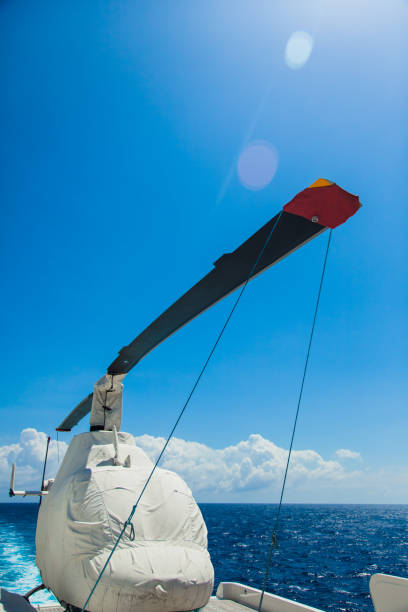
xmin=1 ymin=0 xmax=407 ymax=501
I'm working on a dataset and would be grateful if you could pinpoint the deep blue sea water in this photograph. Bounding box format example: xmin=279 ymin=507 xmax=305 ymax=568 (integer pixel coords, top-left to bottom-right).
xmin=1 ymin=503 xmax=408 ymax=611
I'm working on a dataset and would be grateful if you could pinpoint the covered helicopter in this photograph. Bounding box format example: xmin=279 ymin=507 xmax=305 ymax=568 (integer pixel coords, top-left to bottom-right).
xmin=9 ymin=179 xmax=360 ymax=612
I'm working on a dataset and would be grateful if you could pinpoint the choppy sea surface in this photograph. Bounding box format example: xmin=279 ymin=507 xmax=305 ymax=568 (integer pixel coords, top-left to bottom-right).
xmin=1 ymin=503 xmax=408 ymax=610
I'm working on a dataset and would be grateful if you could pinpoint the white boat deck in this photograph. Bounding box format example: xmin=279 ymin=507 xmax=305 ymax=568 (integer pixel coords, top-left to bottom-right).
xmin=4 ymin=569 xmax=408 ymax=612
xmin=11 ymin=575 xmax=408 ymax=612
xmin=1 ymin=582 xmax=326 ymax=612
xmin=1 ymin=582 xmax=324 ymax=612
xmin=34 ymin=602 xmax=253 ymax=612
xmin=201 ymin=599 xmax=249 ymax=611
xmin=4 ymin=572 xmax=408 ymax=612
xmin=29 ymin=599 xmax=249 ymax=611
xmin=33 ymin=601 xmax=249 ymax=612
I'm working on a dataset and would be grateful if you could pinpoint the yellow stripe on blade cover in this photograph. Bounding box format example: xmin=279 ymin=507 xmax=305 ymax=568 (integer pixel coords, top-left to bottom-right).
xmin=308 ymin=178 xmax=334 ymax=189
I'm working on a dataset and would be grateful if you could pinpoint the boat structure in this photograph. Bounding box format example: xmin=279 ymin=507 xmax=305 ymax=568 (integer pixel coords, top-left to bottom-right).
xmin=3 ymin=179 xmax=406 ymax=612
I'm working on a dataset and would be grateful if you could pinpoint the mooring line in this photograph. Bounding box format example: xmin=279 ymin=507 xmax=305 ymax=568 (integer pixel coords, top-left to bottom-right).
xmin=257 ymin=228 xmax=333 ymax=612
xmin=80 ymin=212 xmax=284 ymax=612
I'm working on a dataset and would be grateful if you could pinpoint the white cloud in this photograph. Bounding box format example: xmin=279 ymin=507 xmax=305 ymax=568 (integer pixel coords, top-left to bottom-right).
xmin=135 ymin=433 xmax=357 ymax=494
xmin=1 ymin=430 xmax=357 ymax=498
xmin=135 ymin=436 xmax=408 ymax=502
xmin=336 ymin=448 xmax=362 ymax=461
xmin=5 ymin=430 xmax=407 ymax=503
xmin=0 ymin=428 xmax=68 ymax=491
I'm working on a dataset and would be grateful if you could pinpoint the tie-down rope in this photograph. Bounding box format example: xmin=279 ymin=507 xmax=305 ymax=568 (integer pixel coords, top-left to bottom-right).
xmin=257 ymin=228 xmax=333 ymax=612
xmin=80 ymin=211 xmax=284 ymax=612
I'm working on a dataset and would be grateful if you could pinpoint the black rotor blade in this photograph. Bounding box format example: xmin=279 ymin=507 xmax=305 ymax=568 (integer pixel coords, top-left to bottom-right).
xmin=109 ymin=211 xmax=324 ymax=374
xmin=57 ymin=212 xmax=325 ymax=431
xmin=57 ymin=394 xmax=93 ymax=432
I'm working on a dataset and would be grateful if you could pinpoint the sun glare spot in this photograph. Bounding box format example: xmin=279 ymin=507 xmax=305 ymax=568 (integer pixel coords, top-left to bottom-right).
xmin=285 ymin=31 xmax=314 ymax=70
xmin=237 ymin=141 xmax=278 ymax=191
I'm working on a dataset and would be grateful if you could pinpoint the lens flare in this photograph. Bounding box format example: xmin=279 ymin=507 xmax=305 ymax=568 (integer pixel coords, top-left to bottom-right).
xmin=237 ymin=141 xmax=278 ymax=191
xmin=285 ymin=31 xmax=314 ymax=70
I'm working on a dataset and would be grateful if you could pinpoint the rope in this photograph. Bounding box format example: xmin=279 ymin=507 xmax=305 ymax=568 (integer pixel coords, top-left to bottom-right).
xmin=80 ymin=210 xmax=284 ymax=612
xmin=257 ymin=228 xmax=333 ymax=612
xmin=38 ymin=435 xmax=51 ymax=510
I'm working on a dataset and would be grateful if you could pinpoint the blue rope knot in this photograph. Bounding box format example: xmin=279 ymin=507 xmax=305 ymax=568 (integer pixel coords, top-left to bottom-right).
xmin=124 ymin=519 xmax=135 ymax=541
xmin=271 ymin=532 xmax=278 ymax=550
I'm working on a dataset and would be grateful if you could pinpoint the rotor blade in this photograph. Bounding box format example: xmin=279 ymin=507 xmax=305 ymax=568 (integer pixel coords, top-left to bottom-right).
xmin=108 ymin=211 xmax=325 ymax=375
xmin=57 ymin=394 xmax=93 ymax=432
xmin=57 ymin=180 xmax=360 ymax=431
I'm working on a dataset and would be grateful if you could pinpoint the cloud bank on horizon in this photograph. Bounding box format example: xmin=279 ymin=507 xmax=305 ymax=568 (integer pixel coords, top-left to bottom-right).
xmin=134 ymin=433 xmax=361 ymax=495
xmin=0 ymin=428 xmax=387 ymax=503
xmin=0 ymin=429 xmax=68 ymax=494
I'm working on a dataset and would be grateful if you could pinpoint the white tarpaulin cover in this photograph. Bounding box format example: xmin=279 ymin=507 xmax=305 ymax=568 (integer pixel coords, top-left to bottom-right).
xmin=36 ymin=432 xmax=214 ymax=612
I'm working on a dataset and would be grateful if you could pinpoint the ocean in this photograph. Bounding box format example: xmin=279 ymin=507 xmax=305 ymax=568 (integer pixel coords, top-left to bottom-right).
xmin=1 ymin=503 xmax=407 ymax=611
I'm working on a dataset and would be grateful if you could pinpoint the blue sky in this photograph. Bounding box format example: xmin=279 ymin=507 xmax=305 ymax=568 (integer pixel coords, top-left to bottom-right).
xmin=1 ymin=0 xmax=407 ymax=502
